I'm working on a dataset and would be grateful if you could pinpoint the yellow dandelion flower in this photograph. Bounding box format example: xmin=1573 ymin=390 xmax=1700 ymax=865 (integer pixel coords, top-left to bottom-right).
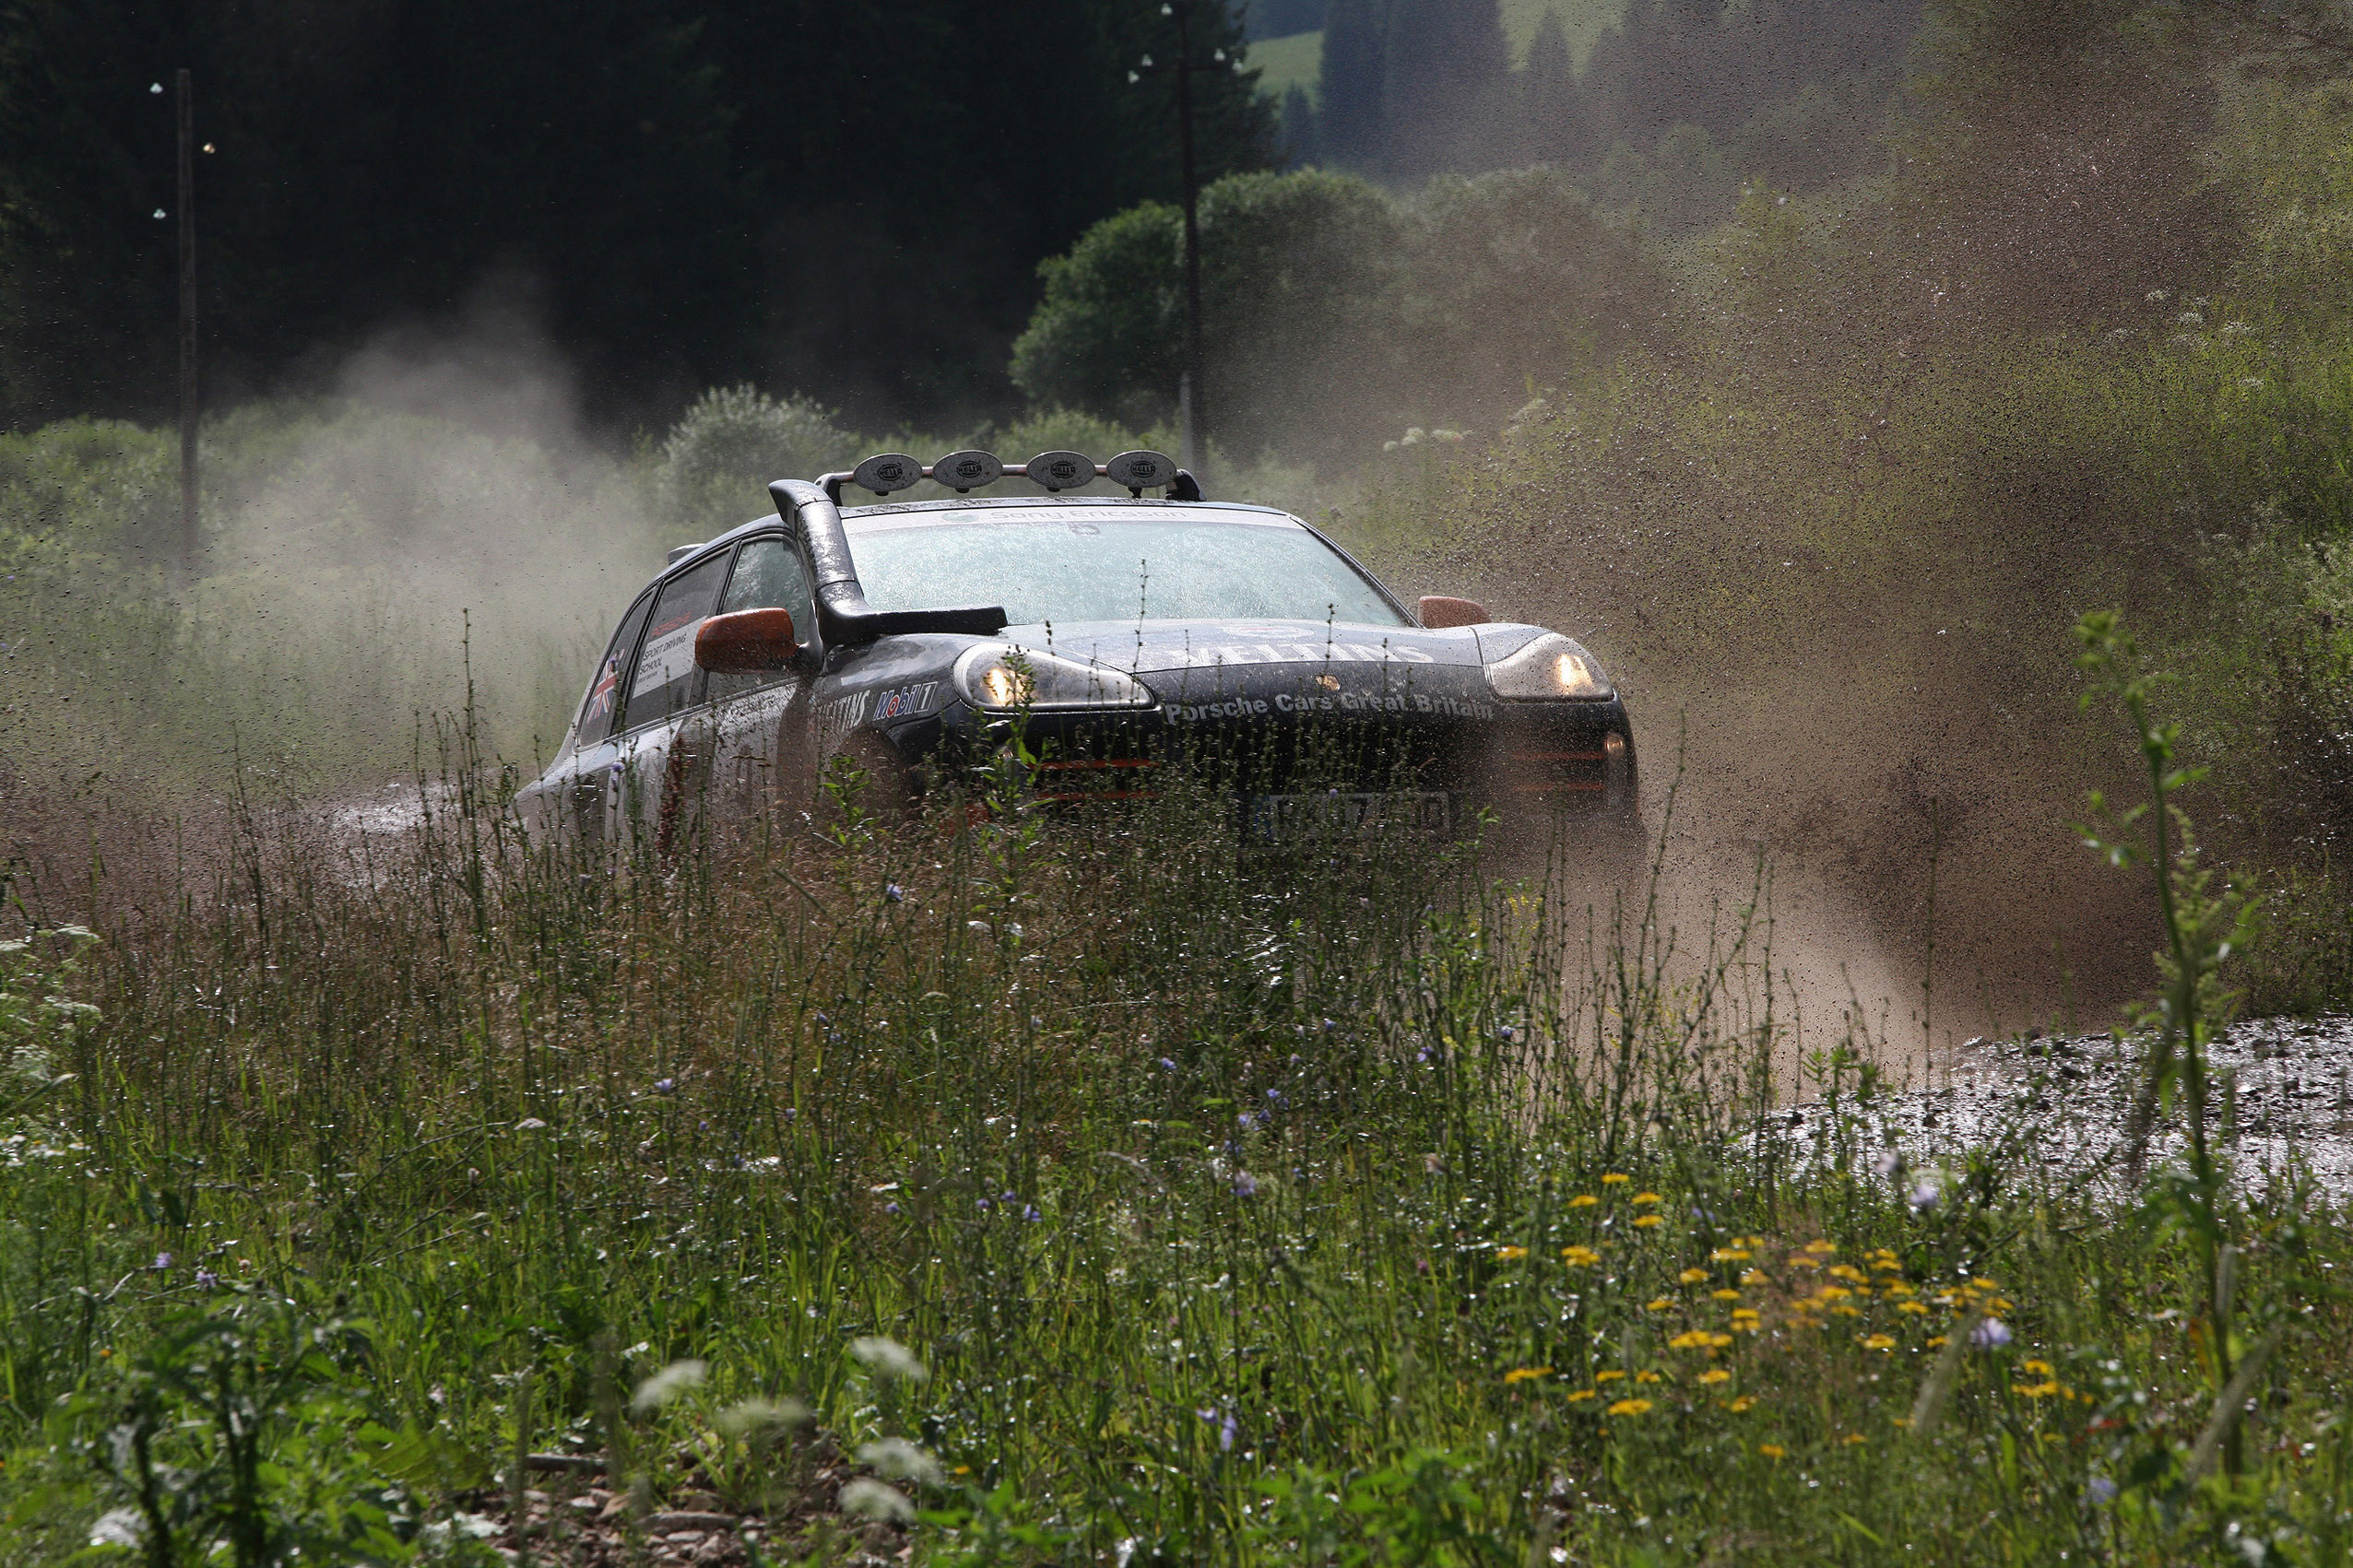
xmin=1561 ymin=1245 xmax=1602 ymax=1267
xmin=1566 ymin=1388 xmax=1597 ymax=1402
xmin=1757 ymin=1444 xmax=1785 ymax=1459
xmin=1496 ymin=1244 xmax=1530 ymax=1261
xmin=2013 ymin=1381 xmax=2062 ymax=1398
xmin=1729 ymin=1396 xmax=1756 ymax=1412
xmin=1805 ymin=1240 xmax=1839 ymax=1256
xmin=1635 ymin=1371 xmax=1663 ymax=1385
xmin=1668 ymin=1330 xmax=1713 ymax=1350
xmin=1699 ymin=1368 xmax=1732 ymax=1385
xmin=1740 ymin=1268 xmax=1768 ymax=1286
xmin=1873 ymin=1257 xmax=1904 ymax=1272
xmin=1898 ymin=1302 xmax=1930 ymax=1315
xmin=1712 ymin=1288 xmax=1743 ymax=1302
xmin=1993 ymin=1298 xmax=2015 ymax=1312
xmin=1678 ymin=1267 xmax=1710 ymax=1285
xmin=1710 ymin=1247 xmax=1752 ymax=1262
xmin=1789 ymin=1256 xmax=1823 ymax=1270
xmin=1926 ymin=1336 xmax=1948 ymax=1349
xmin=1568 ymin=1195 xmax=1600 ymax=1208
xmin=1632 ymin=1191 xmax=1662 ymax=1205
xmin=1602 ymin=1172 xmax=1632 ymax=1185
xmin=1792 ymin=1296 xmax=1824 ymax=1312
xmin=1633 ymin=1214 xmax=1664 ymax=1229
xmin=1842 ymin=1433 xmax=1868 ymax=1445
xmin=2022 ymin=1359 xmax=2053 ymax=1376
xmin=1504 ymin=1366 xmax=1552 ymax=1385
xmin=1607 ymin=1398 xmax=1654 ymax=1417
xmin=1882 ymin=1281 xmax=1915 ymax=1297
xmin=1596 ymin=1370 xmax=1627 ymax=1383
xmin=1971 ymin=1277 xmax=1999 ymax=1290
xmin=1706 ymin=1332 xmax=1732 ymax=1349
xmin=1831 ymin=1304 xmax=1862 ymax=1318
xmin=1816 ymin=1285 xmax=1853 ymax=1302
xmin=1645 ymin=1297 xmax=1673 ymax=1311
xmin=1862 ymin=1334 xmax=1896 ymax=1350
xmin=1828 ymin=1264 xmax=1868 ymax=1282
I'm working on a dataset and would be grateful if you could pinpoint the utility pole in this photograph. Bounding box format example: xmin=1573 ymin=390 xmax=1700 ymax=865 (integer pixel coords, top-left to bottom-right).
xmin=1132 ymin=1 xmax=1234 ymax=467
xmin=176 ymin=68 xmax=198 ymax=586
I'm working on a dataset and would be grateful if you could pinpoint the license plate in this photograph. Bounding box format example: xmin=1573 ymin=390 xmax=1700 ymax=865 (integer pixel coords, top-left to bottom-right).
xmin=1246 ymin=789 xmax=1453 ymax=843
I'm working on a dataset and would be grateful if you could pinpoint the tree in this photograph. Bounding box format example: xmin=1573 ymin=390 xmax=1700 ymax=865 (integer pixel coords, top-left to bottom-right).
xmin=1282 ymin=84 xmax=1321 ymax=167
xmin=1519 ymin=8 xmax=1588 ymax=167
xmin=1379 ymin=0 xmax=1511 ymax=179
xmin=1317 ymin=0 xmax=1386 ymax=171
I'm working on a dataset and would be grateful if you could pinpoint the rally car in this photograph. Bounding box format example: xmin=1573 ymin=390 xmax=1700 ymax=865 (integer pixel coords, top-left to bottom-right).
xmin=514 ymin=448 xmax=1636 ymax=852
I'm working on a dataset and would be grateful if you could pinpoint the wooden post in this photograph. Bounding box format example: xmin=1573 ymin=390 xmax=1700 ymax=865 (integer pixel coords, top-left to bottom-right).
xmin=176 ymin=68 xmax=198 ymax=585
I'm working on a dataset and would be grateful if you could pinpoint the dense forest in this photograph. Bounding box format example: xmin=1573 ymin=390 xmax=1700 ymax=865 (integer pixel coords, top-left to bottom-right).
xmin=0 ymin=0 xmax=1276 ymax=433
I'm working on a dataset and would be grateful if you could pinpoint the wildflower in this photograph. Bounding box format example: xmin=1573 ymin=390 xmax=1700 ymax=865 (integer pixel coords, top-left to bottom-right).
xmin=1971 ymin=1318 xmax=2013 ymax=1350
xmin=1730 ymin=1309 xmax=1762 ymax=1331
xmin=1632 ymin=1191 xmax=1661 ymax=1205
xmin=1496 ymin=1245 xmax=1530 ymax=1261
xmin=1789 ymin=1255 xmax=1822 ymax=1270
xmin=1567 ymin=1388 xmax=1597 ymax=1402
xmin=1804 ymin=1240 xmax=1837 ymax=1255
xmin=2022 ymin=1359 xmax=2052 ymax=1376
xmin=1870 ymin=1149 xmax=1903 ymax=1178
xmin=1757 ymin=1444 xmax=1785 ymax=1459
xmin=1828 ymin=1264 xmax=1867 ymax=1283
xmin=1160 ymin=1057 xmax=1177 ymax=1071
xmin=195 ymin=1270 xmax=218 ymax=1289
xmin=1233 ymin=1173 xmax=1259 ymax=1198
xmin=631 ymin=1360 xmax=709 ymax=1414
xmin=2086 ymin=1478 xmax=2119 ymax=1505
xmin=1862 ymin=1334 xmax=1897 ymax=1350
xmin=1898 ymin=1301 xmax=1929 ymax=1315
xmin=1710 ymin=1247 xmax=1751 ymax=1262
xmin=1568 ymin=1195 xmax=1600 ymax=1208
xmin=1705 ymin=1333 xmax=1732 ymax=1348
xmin=841 ymin=1479 xmax=914 ymax=1525
xmin=1668 ymin=1330 xmax=1713 ymax=1350
xmin=857 ymin=1438 xmax=945 ymax=1487
xmin=1831 ymin=1305 xmax=1862 ymax=1318
xmin=1881 ymin=1280 xmax=1914 ymax=1296
xmin=1926 ymin=1336 xmax=1948 ymax=1349
xmin=2013 ymin=1381 xmax=2062 ymax=1398
xmin=1907 ymin=1180 xmax=1941 ymax=1211
xmin=1729 ymin=1396 xmax=1756 ymax=1412
xmin=1607 ymin=1398 xmax=1654 ymax=1417
xmin=1711 ymin=1289 xmax=1742 ymax=1303
xmin=1678 ymin=1267 xmax=1709 ymax=1285
xmin=1644 ymin=1297 xmax=1673 ymax=1311
xmin=884 ymin=1202 xmax=901 ymax=1216
xmin=1635 ymin=1371 xmax=1662 ymax=1384
xmin=850 ymin=1337 xmax=929 ymax=1384
xmin=654 ymin=1078 xmax=676 ymax=1094
xmin=1816 ymin=1285 xmax=1852 ymax=1302
xmin=1633 ymin=1215 xmax=1663 ymax=1229
xmin=1740 ymin=1268 xmax=1767 ymax=1286
xmin=1602 ymin=1173 xmax=1632 ymax=1185
xmin=883 ymin=883 xmax=905 ymax=902
xmin=1561 ymin=1245 xmax=1602 ymax=1267
xmin=1699 ymin=1369 xmax=1732 ymax=1385
xmin=1842 ymin=1433 xmax=1868 ymax=1445
xmin=1504 ymin=1366 xmax=1552 ymax=1385
xmin=1596 ymin=1371 xmax=1627 ymax=1383
xmin=1023 ymin=1205 xmax=1042 ymax=1221
xmin=514 ymin=1117 xmax=549 ymax=1130
xmin=150 ymin=1254 xmax=171 ymax=1272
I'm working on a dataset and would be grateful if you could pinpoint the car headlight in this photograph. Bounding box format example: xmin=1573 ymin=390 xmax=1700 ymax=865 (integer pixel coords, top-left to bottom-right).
xmin=952 ymin=644 xmax=1156 ymax=711
xmin=1483 ymin=632 xmax=1614 ymax=701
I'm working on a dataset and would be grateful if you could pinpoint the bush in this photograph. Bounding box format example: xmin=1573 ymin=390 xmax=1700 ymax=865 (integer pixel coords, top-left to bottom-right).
xmin=647 ymin=385 xmax=855 ymax=537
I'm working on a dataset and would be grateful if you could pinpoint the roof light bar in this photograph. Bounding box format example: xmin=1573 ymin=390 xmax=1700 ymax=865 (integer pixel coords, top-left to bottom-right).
xmin=815 ymin=448 xmax=1200 ymax=503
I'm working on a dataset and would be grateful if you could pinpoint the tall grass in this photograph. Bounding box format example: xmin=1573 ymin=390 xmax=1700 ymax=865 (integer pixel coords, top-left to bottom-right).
xmin=0 ymin=701 xmax=2347 ymax=1565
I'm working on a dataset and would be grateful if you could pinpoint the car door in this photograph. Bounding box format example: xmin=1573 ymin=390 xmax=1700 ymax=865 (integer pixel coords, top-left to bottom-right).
xmin=611 ymin=550 xmax=733 ymax=851
xmin=700 ymin=534 xmax=822 ymax=833
xmin=539 ymin=587 xmax=655 ymax=848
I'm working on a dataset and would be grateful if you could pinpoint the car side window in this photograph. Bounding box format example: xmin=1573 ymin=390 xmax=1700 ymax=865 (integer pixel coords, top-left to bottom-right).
xmin=706 ymin=536 xmax=816 ymax=701
xmin=620 ymin=552 xmax=731 ymax=733
xmin=578 ymin=589 xmax=655 ymax=745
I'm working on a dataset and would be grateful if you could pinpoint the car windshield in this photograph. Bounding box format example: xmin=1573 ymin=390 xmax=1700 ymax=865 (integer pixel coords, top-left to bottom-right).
xmin=843 ymin=505 xmax=1410 ymax=627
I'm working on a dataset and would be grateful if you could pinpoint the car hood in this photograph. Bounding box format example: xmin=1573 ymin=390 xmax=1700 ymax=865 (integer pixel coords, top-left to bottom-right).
xmin=1002 ymin=619 xmax=1548 ymax=678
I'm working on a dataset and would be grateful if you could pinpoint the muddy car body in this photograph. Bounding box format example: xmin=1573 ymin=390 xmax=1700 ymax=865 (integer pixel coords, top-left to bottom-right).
xmin=514 ymin=454 xmax=1636 ymax=850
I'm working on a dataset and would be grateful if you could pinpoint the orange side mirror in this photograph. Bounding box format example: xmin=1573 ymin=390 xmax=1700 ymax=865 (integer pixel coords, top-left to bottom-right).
xmin=1418 ymin=595 xmax=1489 ymax=629
xmin=695 ymin=607 xmax=798 ymax=671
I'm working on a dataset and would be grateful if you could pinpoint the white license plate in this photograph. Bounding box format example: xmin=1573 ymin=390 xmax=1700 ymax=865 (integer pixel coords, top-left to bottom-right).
xmin=1246 ymin=789 xmax=1453 ymax=842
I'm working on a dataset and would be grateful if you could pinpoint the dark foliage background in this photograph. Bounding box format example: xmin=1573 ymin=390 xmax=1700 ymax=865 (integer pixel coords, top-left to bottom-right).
xmin=0 ymin=0 xmax=1278 ymax=434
